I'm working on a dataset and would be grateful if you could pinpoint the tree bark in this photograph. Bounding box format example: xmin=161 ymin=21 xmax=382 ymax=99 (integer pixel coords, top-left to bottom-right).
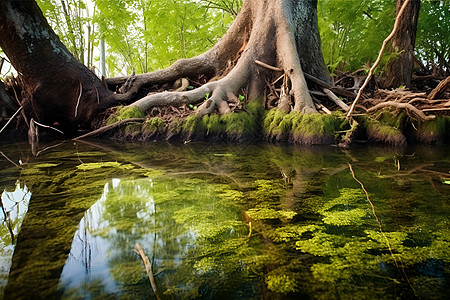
xmin=0 ymin=0 xmax=115 ymax=133
xmin=384 ymin=0 xmax=420 ymax=88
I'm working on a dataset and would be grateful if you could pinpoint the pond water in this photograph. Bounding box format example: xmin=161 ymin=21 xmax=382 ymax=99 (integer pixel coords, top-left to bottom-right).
xmin=0 ymin=140 xmax=449 ymax=299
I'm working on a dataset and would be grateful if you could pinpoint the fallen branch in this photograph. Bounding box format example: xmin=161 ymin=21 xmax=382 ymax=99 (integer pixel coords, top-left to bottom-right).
xmin=134 ymin=243 xmax=160 ymax=300
xmin=303 ymin=73 xmax=357 ymax=99
xmin=366 ymin=101 xmax=435 ymax=121
xmin=72 ymin=118 xmax=145 ymax=140
xmin=346 ymin=0 xmax=412 ymax=119
xmin=323 ymin=88 xmax=350 ymax=111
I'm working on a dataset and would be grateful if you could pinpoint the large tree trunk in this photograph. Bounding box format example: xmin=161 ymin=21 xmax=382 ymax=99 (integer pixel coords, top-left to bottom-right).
xmin=384 ymin=0 xmax=420 ymax=88
xmin=108 ymin=0 xmax=329 ymax=115
xmin=1 ymin=0 xmax=329 ymax=137
xmin=0 ymin=0 xmax=115 ymax=133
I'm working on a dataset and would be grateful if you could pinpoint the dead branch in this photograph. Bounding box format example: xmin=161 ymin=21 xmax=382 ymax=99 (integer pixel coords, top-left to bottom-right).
xmin=303 ymin=73 xmax=357 ymax=99
xmin=366 ymin=101 xmax=435 ymax=121
xmin=323 ymin=88 xmax=350 ymax=111
xmin=0 ymin=106 xmax=23 ymax=134
xmin=72 ymin=118 xmax=145 ymax=140
xmin=347 ymin=0 xmax=412 ymax=119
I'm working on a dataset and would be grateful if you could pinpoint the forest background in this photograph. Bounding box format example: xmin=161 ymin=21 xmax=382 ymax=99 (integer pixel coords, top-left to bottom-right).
xmin=1 ymin=0 xmax=447 ymax=80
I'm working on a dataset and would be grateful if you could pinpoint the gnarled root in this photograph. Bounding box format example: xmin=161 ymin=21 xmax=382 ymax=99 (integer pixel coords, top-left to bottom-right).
xmin=114 ymin=0 xmax=329 ymax=118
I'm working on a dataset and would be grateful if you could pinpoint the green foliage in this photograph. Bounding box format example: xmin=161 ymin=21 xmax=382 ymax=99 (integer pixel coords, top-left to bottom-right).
xmin=416 ymin=1 xmax=450 ymax=70
xmin=93 ymin=0 xmax=235 ymax=76
xmin=318 ymin=0 xmax=395 ymax=73
xmin=37 ymin=0 xmax=96 ymax=66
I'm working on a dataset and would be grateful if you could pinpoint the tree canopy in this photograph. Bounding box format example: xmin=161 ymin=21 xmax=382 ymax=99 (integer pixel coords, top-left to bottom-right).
xmin=23 ymin=0 xmax=447 ymax=78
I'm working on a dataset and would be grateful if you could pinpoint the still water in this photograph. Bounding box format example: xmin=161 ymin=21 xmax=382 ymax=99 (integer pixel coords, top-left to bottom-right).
xmin=0 ymin=140 xmax=449 ymax=299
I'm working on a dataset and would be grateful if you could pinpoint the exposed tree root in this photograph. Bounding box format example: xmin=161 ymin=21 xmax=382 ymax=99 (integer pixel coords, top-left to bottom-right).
xmin=428 ymin=76 xmax=450 ymax=100
xmin=367 ymin=101 xmax=435 ymax=122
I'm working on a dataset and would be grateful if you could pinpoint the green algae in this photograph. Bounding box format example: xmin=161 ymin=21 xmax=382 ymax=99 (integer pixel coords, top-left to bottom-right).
xmin=2 ymin=141 xmax=449 ymax=299
xmin=76 ymin=161 xmax=125 ymax=170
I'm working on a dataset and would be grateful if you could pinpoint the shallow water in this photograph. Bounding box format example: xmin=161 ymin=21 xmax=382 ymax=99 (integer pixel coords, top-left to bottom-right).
xmin=0 ymin=140 xmax=449 ymax=299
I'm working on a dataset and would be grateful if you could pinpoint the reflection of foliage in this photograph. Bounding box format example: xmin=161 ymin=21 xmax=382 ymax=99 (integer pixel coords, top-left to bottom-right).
xmin=265 ymin=274 xmax=297 ymax=294
xmin=72 ymin=174 xmax=263 ymax=299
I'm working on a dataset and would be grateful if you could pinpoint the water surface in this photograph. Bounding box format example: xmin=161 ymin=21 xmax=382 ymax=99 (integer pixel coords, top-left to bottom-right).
xmin=0 ymin=141 xmax=449 ymax=299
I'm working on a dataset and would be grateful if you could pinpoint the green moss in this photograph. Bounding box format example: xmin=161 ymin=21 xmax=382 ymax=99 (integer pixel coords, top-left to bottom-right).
xmin=166 ymin=117 xmax=184 ymax=137
xmin=292 ymin=113 xmax=339 ymax=135
xmin=106 ymin=106 xmax=145 ymax=125
xmin=377 ymin=110 xmax=407 ymax=129
xmin=221 ymin=111 xmax=256 ymax=136
xmin=143 ymin=117 xmax=164 ymax=132
xmin=264 ymin=110 xmax=287 ymax=135
xmin=183 ymin=115 xmax=205 ymax=135
xmin=246 ymin=99 xmax=264 ymax=118
xmin=416 ymin=117 xmax=449 ymax=144
xmin=366 ymin=120 xmax=406 ymax=145
xmin=246 ymin=207 xmax=297 ymax=221
xmin=202 ymin=114 xmax=223 ymax=135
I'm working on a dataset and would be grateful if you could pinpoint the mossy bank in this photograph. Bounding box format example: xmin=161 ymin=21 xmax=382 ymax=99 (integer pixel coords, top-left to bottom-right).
xmin=102 ymin=104 xmax=450 ymax=146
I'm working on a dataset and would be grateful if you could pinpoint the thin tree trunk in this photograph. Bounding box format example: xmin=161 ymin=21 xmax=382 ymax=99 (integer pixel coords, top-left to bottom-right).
xmin=384 ymin=0 xmax=420 ymax=88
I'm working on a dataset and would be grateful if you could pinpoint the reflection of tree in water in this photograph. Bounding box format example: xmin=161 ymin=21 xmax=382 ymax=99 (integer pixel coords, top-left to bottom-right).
xmin=67 ymin=175 xmax=261 ymax=298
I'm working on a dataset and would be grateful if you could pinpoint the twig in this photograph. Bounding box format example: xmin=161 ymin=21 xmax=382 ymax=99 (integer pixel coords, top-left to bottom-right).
xmin=32 ymin=120 xmax=64 ymax=135
xmin=75 ymin=80 xmax=82 ymax=118
xmin=348 ymin=163 xmax=398 ymax=268
xmin=346 ymin=0 xmax=412 ymax=119
xmin=255 ymin=60 xmax=283 ymax=72
xmin=0 ymin=106 xmax=23 ymax=134
xmin=134 ymin=243 xmax=160 ymax=300
xmin=72 ymin=118 xmax=146 ymax=140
